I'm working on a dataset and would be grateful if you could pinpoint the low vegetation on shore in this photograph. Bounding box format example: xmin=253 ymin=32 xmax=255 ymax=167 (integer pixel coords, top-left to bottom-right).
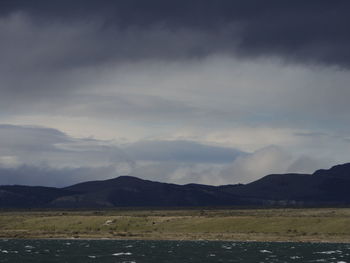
xmin=0 ymin=208 xmax=350 ymax=242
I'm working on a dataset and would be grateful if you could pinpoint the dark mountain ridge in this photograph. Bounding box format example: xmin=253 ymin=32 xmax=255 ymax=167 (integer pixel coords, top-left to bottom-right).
xmin=1 ymin=163 xmax=350 ymax=208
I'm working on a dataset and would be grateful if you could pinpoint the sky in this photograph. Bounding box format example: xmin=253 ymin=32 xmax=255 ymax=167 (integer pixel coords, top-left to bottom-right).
xmin=1 ymin=0 xmax=350 ymax=187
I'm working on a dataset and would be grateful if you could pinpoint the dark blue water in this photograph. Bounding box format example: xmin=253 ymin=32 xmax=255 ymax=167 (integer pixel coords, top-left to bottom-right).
xmin=0 ymin=239 xmax=349 ymax=262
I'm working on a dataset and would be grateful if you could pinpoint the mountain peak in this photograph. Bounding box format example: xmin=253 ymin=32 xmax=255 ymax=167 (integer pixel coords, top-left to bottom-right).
xmin=109 ymin=175 xmax=146 ymax=182
xmin=313 ymin=162 xmax=350 ymax=178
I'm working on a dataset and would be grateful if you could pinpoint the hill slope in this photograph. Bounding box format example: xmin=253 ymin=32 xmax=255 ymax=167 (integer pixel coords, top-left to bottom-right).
xmin=1 ymin=163 xmax=350 ymax=208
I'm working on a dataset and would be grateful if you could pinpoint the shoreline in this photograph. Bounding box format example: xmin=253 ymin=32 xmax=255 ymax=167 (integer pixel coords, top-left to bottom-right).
xmin=1 ymin=232 xmax=350 ymax=244
xmin=1 ymin=237 xmax=350 ymax=244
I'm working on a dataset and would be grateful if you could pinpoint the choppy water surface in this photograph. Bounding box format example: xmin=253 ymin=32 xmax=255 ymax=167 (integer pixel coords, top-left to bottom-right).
xmin=0 ymin=239 xmax=349 ymax=262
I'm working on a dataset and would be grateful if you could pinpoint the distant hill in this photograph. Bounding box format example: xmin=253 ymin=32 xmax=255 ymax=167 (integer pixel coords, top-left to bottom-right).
xmin=1 ymin=163 xmax=350 ymax=208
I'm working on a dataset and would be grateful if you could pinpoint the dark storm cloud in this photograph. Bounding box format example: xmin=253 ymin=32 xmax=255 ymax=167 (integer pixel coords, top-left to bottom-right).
xmin=1 ymin=0 xmax=349 ymax=111
xmin=1 ymin=0 xmax=349 ymax=67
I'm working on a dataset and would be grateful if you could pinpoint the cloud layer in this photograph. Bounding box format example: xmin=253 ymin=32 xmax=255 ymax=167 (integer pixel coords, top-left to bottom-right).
xmin=0 ymin=125 xmax=338 ymax=187
xmin=0 ymin=1 xmax=350 ymax=185
xmin=1 ymin=1 xmax=350 ymax=67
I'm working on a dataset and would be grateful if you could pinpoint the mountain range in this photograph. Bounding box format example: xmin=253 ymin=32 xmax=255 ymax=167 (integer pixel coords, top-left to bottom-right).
xmin=1 ymin=163 xmax=350 ymax=208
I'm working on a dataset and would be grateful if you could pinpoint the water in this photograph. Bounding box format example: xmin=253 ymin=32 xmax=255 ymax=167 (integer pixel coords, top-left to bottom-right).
xmin=0 ymin=239 xmax=349 ymax=262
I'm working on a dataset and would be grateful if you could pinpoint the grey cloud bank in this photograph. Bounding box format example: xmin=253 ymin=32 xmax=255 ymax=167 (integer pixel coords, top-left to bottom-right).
xmin=0 ymin=125 xmax=336 ymax=186
xmin=0 ymin=125 xmax=249 ymax=186
xmin=123 ymin=140 xmax=244 ymax=163
xmin=0 ymin=125 xmax=129 ymax=167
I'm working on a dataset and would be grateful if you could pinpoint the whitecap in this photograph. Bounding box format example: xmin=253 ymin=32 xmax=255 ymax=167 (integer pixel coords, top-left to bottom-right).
xmin=1 ymin=250 xmax=8 ymax=253
xmin=315 ymin=250 xmax=342 ymax=255
xmin=260 ymin=250 xmax=272 ymax=253
xmin=88 ymin=255 xmax=96 ymax=258
xmin=25 ymin=245 xmax=34 ymax=249
xmin=113 ymin=252 xmax=132 ymax=256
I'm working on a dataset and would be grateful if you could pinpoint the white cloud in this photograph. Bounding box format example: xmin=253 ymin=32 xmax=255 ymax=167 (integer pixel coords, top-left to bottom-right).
xmin=287 ymin=156 xmax=327 ymax=174
xmin=219 ymin=146 xmax=293 ymax=184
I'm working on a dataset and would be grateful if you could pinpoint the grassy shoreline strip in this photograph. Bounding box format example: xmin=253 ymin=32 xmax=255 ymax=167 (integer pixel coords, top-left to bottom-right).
xmin=0 ymin=208 xmax=350 ymax=242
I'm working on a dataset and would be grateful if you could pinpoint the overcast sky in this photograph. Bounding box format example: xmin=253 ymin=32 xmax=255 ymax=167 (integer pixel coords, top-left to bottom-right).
xmin=1 ymin=0 xmax=350 ymax=186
